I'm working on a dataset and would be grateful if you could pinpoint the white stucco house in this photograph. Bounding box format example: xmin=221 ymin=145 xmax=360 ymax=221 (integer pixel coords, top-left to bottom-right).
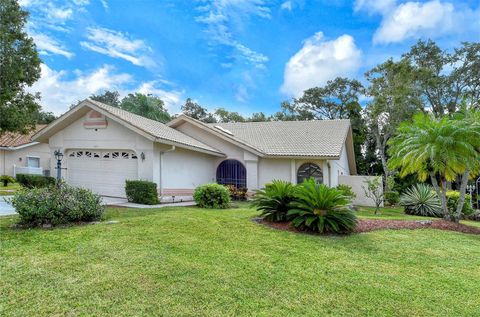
xmin=32 ymin=99 xmax=358 ymax=201
xmin=0 ymin=125 xmax=51 ymax=177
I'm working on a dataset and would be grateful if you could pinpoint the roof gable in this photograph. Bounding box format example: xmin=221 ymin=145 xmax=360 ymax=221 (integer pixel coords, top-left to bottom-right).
xmin=33 ymin=99 xmax=224 ymax=157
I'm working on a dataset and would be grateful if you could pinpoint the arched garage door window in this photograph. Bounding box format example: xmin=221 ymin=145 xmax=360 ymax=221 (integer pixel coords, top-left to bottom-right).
xmin=216 ymin=159 xmax=247 ymax=188
xmin=297 ymin=163 xmax=323 ymax=184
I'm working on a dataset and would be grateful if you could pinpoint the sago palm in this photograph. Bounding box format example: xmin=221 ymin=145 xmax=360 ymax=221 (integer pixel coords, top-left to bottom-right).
xmin=287 ymin=179 xmax=357 ymax=234
xmin=251 ymin=180 xmax=296 ymax=222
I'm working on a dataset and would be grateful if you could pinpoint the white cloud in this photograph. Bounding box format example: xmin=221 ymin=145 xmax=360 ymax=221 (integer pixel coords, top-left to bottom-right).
xmin=374 ymin=1 xmax=455 ymax=43
xmin=29 ymin=64 xmax=185 ymax=115
xmin=354 ymin=0 xmax=396 ymax=15
xmin=100 ymin=0 xmax=108 ymax=9
xmin=47 ymin=6 xmax=73 ymax=21
xmin=80 ymin=27 xmax=156 ymax=67
xmin=280 ymin=32 xmax=362 ymax=97
xmin=195 ymin=0 xmax=270 ymax=68
xmin=29 ymin=64 xmax=132 ymax=114
xmin=136 ymin=81 xmax=184 ymax=113
xmin=356 ymin=0 xmax=480 ymax=44
xmin=281 ymin=1 xmax=293 ymax=11
xmin=31 ymin=33 xmax=73 ymax=58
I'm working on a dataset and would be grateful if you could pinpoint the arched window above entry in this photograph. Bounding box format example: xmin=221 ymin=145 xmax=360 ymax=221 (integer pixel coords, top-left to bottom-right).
xmin=297 ymin=163 xmax=323 ymax=184
xmin=216 ymin=159 xmax=247 ymax=189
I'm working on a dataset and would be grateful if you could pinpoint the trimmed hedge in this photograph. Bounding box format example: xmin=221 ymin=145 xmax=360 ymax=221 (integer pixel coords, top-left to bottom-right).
xmin=10 ymin=182 xmax=104 ymax=227
xmin=193 ymin=183 xmax=231 ymax=209
xmin=16 ymin=173 xmax=55 ymax=188
xmin=125 ymin=180 xmax=159 ymax=205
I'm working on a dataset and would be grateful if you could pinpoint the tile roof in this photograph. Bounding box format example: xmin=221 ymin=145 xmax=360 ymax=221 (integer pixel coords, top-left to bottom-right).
xmin=0 ymin=125 xmax=46 ymax=148
xmin=206 ymin=120 xmax=351 ymax=157
xmin=86 ymin=99 xmax=223 ymax=155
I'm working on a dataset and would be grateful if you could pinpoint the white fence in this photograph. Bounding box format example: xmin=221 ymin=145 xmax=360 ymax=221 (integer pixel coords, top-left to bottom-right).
xmin=13 ymin=165 xmax=43 ymax=178
xmin=338 ymin=175 xmax=384 ymax=207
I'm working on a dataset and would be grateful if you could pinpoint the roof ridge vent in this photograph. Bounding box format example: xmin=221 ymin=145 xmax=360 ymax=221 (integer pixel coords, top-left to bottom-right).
xmin=214 ymin=125 xmax=234 ymax=135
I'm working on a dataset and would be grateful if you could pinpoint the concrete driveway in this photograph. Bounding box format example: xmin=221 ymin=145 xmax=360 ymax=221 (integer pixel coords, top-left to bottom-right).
xmin=0 ymin=196 xmax=15 ymax=216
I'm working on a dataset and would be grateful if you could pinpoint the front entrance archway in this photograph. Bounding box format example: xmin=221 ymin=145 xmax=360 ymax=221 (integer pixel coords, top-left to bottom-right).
xmin=216 ymin=159 xmax=247 ymax=188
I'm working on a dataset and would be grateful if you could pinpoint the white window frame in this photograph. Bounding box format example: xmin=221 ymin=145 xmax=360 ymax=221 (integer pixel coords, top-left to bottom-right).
xmin=26 ymin=156 xmax=40 ymax=168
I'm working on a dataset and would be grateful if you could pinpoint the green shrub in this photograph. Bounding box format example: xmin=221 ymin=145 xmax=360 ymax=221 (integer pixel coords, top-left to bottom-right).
xmin=335 ymin=184 xmax=356 ymax=200
xmin=16 ymin=173 xmax=55 ymax=188
xmin=125 ymin=180 xmax=159 ymax=205
xmin=10 ymin=182 xmax=104 ymax=227
xmin=251 ymin=180 xmax=296 ymax=222
xmin=288 ymin=179 xmax=357 ymax=234
xmin=226 ymin=185 xmax=248 ymax=201
xmin=446 ymin=190 xmax=474 ymax=217
xmin=384 ymin=191 xmax=400 ymax=206
xmin=193 ymin=183 xmax=231 ymax=209
xmin=400 ymin=184 xmax=442 ymax=217
xmin=0 ymin=175 xmax=15 ymax=187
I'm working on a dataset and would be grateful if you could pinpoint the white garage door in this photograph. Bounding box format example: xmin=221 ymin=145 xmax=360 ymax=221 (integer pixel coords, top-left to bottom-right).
xmin=67 ymin=150 xmax=138 ymax=197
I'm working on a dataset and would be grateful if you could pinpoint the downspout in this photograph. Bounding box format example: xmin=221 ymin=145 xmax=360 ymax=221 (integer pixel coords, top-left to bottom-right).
xmin=327 ymin=161 xmax=331 ymax=187
xmin=159 ymin=145 xmax=176 ymax=196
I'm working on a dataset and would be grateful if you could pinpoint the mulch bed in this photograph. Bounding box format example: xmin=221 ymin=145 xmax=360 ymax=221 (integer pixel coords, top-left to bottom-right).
xmin=255 ymin=218 xmax=480 ymax=235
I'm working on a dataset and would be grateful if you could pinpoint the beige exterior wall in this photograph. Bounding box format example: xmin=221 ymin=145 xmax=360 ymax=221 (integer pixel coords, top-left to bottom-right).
xmin=48 ymin=114 xmax=155 ymax=183
xmin=329 ymin=146 xmax=350 ymax=187
xmin=176 ymin=122 xmax=261 ymax=191
xmin=0 ymin=143 xmax=51 ymax=177
xmin=161 ymin=146 xmax=216 ymax=191
xmin=338 ymin=175 xmax=383 ymax=207
xmin=175 ymin=121 xmax=354 ymax=191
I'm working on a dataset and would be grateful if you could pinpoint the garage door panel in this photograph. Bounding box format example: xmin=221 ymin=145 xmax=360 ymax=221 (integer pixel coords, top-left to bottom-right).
xmin=67 ymin=150 xmax=138 ymax=197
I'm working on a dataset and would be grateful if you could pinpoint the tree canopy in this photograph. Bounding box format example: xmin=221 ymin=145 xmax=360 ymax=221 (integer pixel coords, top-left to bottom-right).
xmin=0 ymin=0 xmax=42 ymax=134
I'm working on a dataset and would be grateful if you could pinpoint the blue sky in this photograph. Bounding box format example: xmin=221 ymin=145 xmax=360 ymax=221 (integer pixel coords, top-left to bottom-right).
xmin=21 ymin=0 xmax=480 ymax=116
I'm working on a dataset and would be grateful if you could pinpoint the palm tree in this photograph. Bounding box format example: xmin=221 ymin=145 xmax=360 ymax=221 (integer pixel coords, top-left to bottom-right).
xmin=388 ymin=112 xmax=480 ymax=221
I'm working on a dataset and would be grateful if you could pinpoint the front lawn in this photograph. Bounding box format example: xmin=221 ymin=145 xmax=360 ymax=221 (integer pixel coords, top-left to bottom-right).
xmin=1 ymin=204 xmax=480 ymax=316
xmin=0 ymin=182 xmax=21 ymax=196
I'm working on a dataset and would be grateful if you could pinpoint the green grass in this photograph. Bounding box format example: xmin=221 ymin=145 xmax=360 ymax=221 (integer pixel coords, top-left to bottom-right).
xmin=0 ymin=182 xmax=21 ymax=196
xmin=1 ymin=204 xmax=480 ymax=316
xmin=356 ymin=206 xmax=437 ymax=220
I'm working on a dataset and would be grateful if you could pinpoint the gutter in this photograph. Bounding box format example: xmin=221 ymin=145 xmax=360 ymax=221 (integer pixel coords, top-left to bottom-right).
xmin=0 ymin=142 xmax=40 ymax=151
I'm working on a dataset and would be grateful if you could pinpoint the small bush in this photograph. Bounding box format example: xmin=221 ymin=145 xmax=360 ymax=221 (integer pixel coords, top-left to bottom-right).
xmin=1 ymin=175 xmax=15 ymax=187
xmin=10 ymin=182 xmax=104 ymax=227
xmin=335 ymin=184 xmax=356 ymax=200
xmin=226 ymin=185 xmax=248 ymax=201
xmin=193 ymin=183 xmax=231 ymax=209
xmin=16 ymin=173 xmax=55 ymax=188
xmin=446 ymin=190 xmax=474 ymax=217
xmin=251 ymin=180 xmax=296 ymax=222
xmin=125 ymin=180 xmax=159 ymax=205
xmin=384 ymin=191 xmax=400 ymax=206
xmin=400 ymin=184 xmax=442 ymax=217
xmin=288 ymin=179 xmax=357 ymax=234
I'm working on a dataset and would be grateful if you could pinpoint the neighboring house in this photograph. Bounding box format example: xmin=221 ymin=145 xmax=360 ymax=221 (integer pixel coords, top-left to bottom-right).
xmin=33 ymin=99 xmax=358 ymax=201
xmin=0 ymin=125 xmax=51 ymax=177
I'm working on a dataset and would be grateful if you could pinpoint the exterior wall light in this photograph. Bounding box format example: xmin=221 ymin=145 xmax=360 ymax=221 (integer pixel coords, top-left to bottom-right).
xmin=140 ymin=152 xmax=146 ymax=161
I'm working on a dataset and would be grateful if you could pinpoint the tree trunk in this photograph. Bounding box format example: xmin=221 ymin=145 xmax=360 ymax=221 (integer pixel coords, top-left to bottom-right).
xmin=430 ymin=173 xmax=448 ymax=217
xmin=375 ymin=132 xmax=390 ymax=192
xmin=455 ymin=169 xmax=470 ymax=223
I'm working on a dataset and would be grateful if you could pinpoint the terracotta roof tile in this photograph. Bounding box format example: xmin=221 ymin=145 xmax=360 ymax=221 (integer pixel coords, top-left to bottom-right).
xmin=0 ymin=125 xmax=47 ymax=148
